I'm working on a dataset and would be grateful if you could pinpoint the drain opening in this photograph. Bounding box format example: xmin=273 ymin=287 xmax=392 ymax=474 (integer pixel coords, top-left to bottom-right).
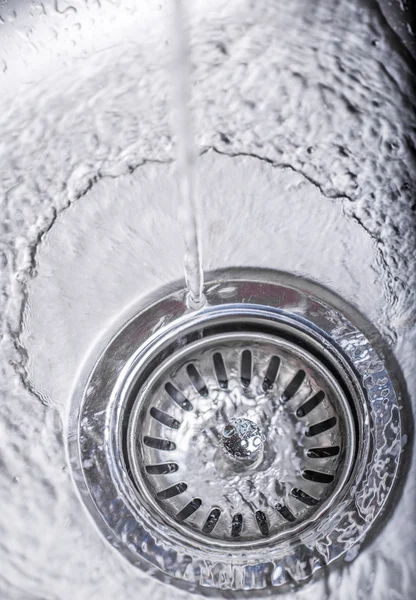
xmin=127 ymin=328 xmax=356 ymax=545
xmin=176 ymin=498 xmax=202 ymax=522
xmin=276 ymin=503 xmax=296 ymax=523
xmin=291 ymin=488 xmax=319 ymax=507
xmin=231 ymin=513 xmax=243 ymax=537
xmin=241 ymin=349 xmax=252 ymax=387
xmin=145 ymin=463 xmax=179 ymax=475
xmin=186 ymin=364 xmax=208 ymax=397
xmin=213 ymin=352 xmax=228 ymax=389
xmin=157 ymin=482 xmax=187 ymax=500
xmin=307 ymin=446 xmax=340 ymax=458
xmin=165 ymin=382 xmax=193 ymax=411
xmin=255 ymin=510 xmax=270 ymax=536
xmin=282 ymin=369 xmax=306 ymax=402
xmin=302 ymin=470 xmax=335 ymax=484
xmin=306 ymin=417 xmax=337 ymax=437
xmin=296 ymin=391 xmax=325 ymax=417
xmin=202 ymin=508 xmax=221 ymax=533
xmin=263 ymin=355 xmax=280 ymax=391
xmin=150 ymin=407 xmax=181 ymax=430
xmin=143 ymin=436 xmax=176 ymax=451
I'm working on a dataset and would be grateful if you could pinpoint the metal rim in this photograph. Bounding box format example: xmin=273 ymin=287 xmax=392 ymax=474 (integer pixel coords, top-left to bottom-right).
xmin=68 ymin=271 xmax=403 ymax=594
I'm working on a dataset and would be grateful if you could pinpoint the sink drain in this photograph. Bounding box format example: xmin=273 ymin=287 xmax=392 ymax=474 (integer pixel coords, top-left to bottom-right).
xmin=68 ymin=272 xmax=403 ymax=593
xmin=128 ymin=332 xmax=356 ymax=545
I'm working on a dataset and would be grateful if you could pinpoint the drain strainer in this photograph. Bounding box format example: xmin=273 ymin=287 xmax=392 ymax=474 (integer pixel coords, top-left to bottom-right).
xmin=128 ymin=332 xmax=355 ymax=545
xmin=68 ymin=272 xmax=403 ymax=594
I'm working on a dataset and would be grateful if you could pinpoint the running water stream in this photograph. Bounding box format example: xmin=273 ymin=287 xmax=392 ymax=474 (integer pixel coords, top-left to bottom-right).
xmin=171 ymin=0 xmax=205 ymax=309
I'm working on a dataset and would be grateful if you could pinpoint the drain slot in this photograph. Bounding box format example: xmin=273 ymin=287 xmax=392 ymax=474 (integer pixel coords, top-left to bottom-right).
xmin=143 ymin=436 xmax=176 ymax=451
xmin=255 ymin=511 xmax=270 ymax=536
xmin=202 ymin=508 xmax=221 ymax=534
xmin=307 ymin=446 xmax=340 ymax=459
xmin=165 ymin=382 xmax=193 ymax=411
xmin=176 ymin=498 xmax=202 ymax=522
xmin=231 ymin=513 xmax=243 ymax=537
xmin=241 ymin=350 xmax=252 ymax=387
xmin=291 ymin=488 xmax=319 ymax=507
xmin=213 ymin=352 xmax=228 ymax=389
xmin=306 ymin=417 xmax=337 ymax=437
xmin=296 ymin=391 xmax=325 ymax=417
xmin=282 ymin=369 xmax=306 ymax=402
xmin=157 ymin=482 xmax=187 ymax=499
xmin=263 ymin=356 xmax=280 ymax=391
xmin=150 ymin=407 xmax=181 ymax=430
xmin=302 ymin=470 xmax=334 ymax=484
xmin=186 ymin=364 xmax=208 ymax=397
xmin=276 ymin=503 xmax=296 ymax=522
xmin=146 ymin=463 xmax=179 ymax=475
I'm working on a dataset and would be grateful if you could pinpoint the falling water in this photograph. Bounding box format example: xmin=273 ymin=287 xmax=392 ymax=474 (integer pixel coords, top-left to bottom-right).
xmin=171 ymin=0 xmax=205 ymax=309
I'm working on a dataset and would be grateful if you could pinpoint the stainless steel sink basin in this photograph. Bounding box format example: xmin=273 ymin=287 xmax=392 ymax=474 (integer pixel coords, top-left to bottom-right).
xmin=0 ymin=1 xmax=414 ymax=599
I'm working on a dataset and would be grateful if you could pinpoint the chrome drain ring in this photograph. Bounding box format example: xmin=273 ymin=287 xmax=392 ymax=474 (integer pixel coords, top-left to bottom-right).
xmin=68 ymin=272 xmax=403 ymax=593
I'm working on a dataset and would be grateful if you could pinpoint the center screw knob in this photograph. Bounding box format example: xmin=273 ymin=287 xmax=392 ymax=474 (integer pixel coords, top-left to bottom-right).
xmin=221 ymin=418 xmax=265 ymax=463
